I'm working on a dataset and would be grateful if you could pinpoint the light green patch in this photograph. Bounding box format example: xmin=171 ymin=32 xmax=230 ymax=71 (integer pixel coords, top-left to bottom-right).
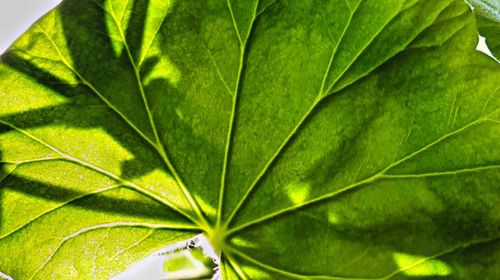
xmin=142 ymin=55 xmax=181 ymax=87
xmin=327 ymin=212 xmax=340 ymax=224
xmin=103 ymin=0 xmax=131 ymax=57
xmin=285 ymin=182 xmax=311 ymax=205
xmin=0 ymin=0 xmax=499 ymax=279
xmin=393 ymin=252 xmax=453 ymax=277
xmin=163 ymin=254 xmax=197 ymax=272
xmin=0 ymin=65 xmax=68 ymax=116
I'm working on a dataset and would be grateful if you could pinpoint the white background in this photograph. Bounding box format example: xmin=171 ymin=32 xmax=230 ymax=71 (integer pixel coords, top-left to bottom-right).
xmin=0 ymin=0 xmax=62 ymax=53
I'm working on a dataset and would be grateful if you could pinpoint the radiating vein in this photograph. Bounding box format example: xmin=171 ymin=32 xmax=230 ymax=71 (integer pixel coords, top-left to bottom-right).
xmin=226 ymin=247 xmax=374 ymax=280
xmin=324 ymin=1 xmax=414 ymax=95
xmin=320 ymin=10 xmax=336 ymax=46
xmin=61 ymin=3 xmax=207 ymax=229
xmin=88 ymin=3 xmax=208 ymax=228
xmin=0 ymin=118 xmax=201 ymax=227
xmin=226 ymin=0 xmax=243 ymax=45
xmin=224 ymin=0 xmax=362 ymax=227
xmin=227 ymin=111 xmax=498 ymax=234
xmin=381 ymin=235 xmax=500 ymax=279
xmin=481 ymin=88 xmax=499 ymax=116
xmin=34 ymin=24 xmax=158 ymax=149
xmin=217 ymin=0 xmax=260 ymax=226
xmin=319 ymin=0 xmax=363 ymax=96
xmin=447 ymin=90 xmax=460 ymax=128
xmin=227 ymin=234 xmax=500 ymax=280
xmin=0 ymin=156 xmax=64 ymax=165
xmin=328 ymin=1 xmax=457 ymax=95
xmin=381 ymin=164 xmax=500 ymax=178
xmin=0 ymin=184 xmax=121 ymax=240
xmin=487 ymin=117 xmax=500 ymax=124
xmin=0 ymin=164 xmax=17 ymax=185
xmin=206 ymin=46 xmax=234 ymax=96
xmin=28 ymin=222 xmax=198 ymax=280
xmin=257 ymin=0 xmax=279 ymax=17
xmin=106 ymin=0 xmax=161 ymax=146
xmin=137 ymin=20 xmax=161 ymax=67
xmin=224 ymin=97 xmax=321 ymax=228
xmin=224 ymin=251 xmax=249 ymax=280
xmin=382 ymin=110 xmax=498 ymax=173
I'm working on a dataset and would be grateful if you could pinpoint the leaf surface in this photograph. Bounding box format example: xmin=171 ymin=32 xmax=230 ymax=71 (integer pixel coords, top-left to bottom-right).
xmin=0 ymin=0 xmax=499 ymax=279
xmin=469 ymin=0 xmax=500 ymax=58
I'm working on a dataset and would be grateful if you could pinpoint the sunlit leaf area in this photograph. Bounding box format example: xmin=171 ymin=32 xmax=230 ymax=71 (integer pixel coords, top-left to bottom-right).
xmin=0 ymin=0 xmax=499 ymax=279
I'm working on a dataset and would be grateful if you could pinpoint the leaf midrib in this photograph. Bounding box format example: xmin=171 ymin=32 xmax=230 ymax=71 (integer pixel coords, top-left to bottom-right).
xmin=223 ymin=0 xmax=465 ymax=231
xmin=221 ymin=0 xmax=361 ymax=228
xmin=217 ymin=0 xmax=261 ymax=227
xmin=223 ymin=0 xmax=406 ymax=228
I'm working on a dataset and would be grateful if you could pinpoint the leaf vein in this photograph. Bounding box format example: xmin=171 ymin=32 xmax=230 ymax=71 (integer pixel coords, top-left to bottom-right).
xmin=33 ymin=24 xmax=158 ymax=149
xmin=227 ymin=111 xmax=497 ymax=234
xmin=328 ymin=1 xmax=454 ymax=95
xmin=0 ymin=118 xmax=201 ymax=227
xmin=28 ymin=222 xmax=197 ymax=280
xmin=224 ymin=0 xmax=363 ymax=227
xmin=226 ymin=0 xmax=243 ymax=45
xmin=0 ymin=185 xmax=121 ymax=240
xmin=206 ymin=46 xmax=234 ymax=96
xmin=382 ymin=164 xmax=500 ymax=178
xmin=381 ymin=235 xmax=500 ymax=279
xmin=226 ymin=247 xmax=374 ymax=280
xmin=325 ymin=1 xmax=420 ymax=95
xmin=77 ymin=4 xmax=209 ymax=227
xmin=217 ymin=0 xmax=260 ymax=226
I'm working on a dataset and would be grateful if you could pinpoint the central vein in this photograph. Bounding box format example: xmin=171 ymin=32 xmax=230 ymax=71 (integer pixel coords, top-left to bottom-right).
xmin=217 ymin=0 xmax=261 ymax=227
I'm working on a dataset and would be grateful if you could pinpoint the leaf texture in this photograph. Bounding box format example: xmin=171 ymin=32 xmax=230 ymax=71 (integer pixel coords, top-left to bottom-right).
xmin=469 ymin=0 xmax=500 ymax=58
xmin=0 ymin=0 xmax=499 ymax=279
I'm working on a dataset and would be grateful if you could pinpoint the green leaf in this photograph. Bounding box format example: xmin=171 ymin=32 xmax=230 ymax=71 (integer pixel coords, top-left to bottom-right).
xmin=469 ymin=0 xmax=500 ymax=59
xmin=1 ymin=0 xmax=499 ymax=279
